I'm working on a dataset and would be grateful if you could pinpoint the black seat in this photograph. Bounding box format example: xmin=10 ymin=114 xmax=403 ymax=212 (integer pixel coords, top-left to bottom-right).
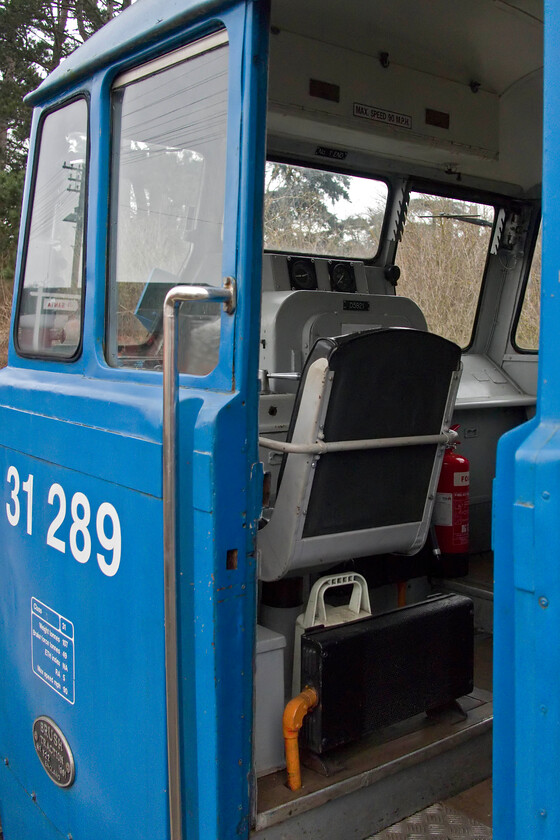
xmin=258 ymin=328 xmax=461 ymax=582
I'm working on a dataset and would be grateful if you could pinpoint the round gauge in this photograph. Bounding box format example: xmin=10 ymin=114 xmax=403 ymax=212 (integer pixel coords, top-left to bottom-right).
xmin=289 ymin=259 xmax=317 ymax=291
xmin=330 ymin=262 xmax=356 ymax=293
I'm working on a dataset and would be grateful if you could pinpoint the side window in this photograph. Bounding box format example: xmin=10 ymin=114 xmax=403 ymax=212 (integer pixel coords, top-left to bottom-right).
xmin=396 ymin=192 xmax=494 ymax=347
xmin=514 ymin=222 xmax=541 ymax=351
xmin=17 ymin=99 xmax=88 ymax=358
xmin=107 ymin=35 xmax=229 ymax=374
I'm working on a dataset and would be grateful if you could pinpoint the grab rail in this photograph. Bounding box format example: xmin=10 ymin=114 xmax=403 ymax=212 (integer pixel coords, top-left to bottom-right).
xmin=162 ymin=279 xmax=235 ymax=840
xmin=258 ymin=429 xmax=458 ymax=455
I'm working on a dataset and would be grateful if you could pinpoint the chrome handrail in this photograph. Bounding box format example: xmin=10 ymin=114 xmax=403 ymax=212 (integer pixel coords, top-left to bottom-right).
xmin=162 ymin=279 xmax=235 ymax=840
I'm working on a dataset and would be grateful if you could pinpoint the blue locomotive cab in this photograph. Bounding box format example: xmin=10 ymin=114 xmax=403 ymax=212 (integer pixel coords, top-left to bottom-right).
xmin=0 ymin=1 xmax=551 ymax=839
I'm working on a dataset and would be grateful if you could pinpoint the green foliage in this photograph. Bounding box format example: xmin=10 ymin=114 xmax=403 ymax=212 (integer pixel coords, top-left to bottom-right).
xmin=0 ymin=168 xmax=25 ymax=264
xmin=0 ymin=2 xmax=42 ymax=164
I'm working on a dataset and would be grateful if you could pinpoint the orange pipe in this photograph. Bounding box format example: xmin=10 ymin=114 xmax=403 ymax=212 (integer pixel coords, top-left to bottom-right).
xmin=282 ymin=687 xmax=319 ymax=791
xmin=397 ymin=580 xmax=407 ymax=607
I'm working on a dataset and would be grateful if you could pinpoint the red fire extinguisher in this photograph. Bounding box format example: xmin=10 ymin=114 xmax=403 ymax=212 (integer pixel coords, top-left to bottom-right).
xmin=433 ymin=425 xmax=469 ymax=569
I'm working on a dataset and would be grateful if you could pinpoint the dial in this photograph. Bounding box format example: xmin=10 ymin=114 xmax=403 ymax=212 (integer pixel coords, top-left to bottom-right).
xmin=289 ymin=259 xmax=318 ymax=291
xmin=330 ymin=262 xmax=356 ymax=293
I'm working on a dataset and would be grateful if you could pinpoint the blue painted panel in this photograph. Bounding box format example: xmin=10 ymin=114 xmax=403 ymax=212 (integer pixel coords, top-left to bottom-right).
xmin=0 ymin=445 xmax=168 ymax=840
xmin=0 ymin=765 xmax=66 ymax=840
xmin=493 ymin=416 xmax=537 ymax=840
xmin=1 ymin=2 xmax=269 ymax=840
xmin=493 ymin=3 xmax=560 ymax=838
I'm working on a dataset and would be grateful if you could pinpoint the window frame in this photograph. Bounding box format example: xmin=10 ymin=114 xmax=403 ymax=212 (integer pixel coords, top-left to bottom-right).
xmin=14 ymin=94 xmax=90 ymax=362
xmin=511 ymin=213 xmax=542 ymax=355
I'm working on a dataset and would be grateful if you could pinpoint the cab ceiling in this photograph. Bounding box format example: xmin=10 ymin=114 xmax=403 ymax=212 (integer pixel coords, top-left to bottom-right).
xmin=270 ymin=0 xmax=543 ymax=96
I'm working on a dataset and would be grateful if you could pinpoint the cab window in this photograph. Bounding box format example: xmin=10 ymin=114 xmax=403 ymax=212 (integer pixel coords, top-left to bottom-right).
xmin=514 ymin=222 xmax=541 ymax=351
xmin=264 ymin=161 xmax=388 ymax=259
xmin=397 ymin=192 xmax=494 ymax=347
xmin=107 ymin=36 xmax=229 ymax=374
xmin=16 ymin=99 xmax=88 ymax=358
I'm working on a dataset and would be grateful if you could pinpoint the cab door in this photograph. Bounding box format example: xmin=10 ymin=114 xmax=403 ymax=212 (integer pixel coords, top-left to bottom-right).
xmin=0 ymin=3 xmax=268 ymax=839
xmin=493 ymin=4 xmax=560 ymax=839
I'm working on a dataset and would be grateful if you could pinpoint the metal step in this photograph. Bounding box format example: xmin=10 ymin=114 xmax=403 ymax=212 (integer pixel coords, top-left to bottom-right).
xmin=253 ymin=691 xmax=492 ymax=840
xmin=369 ymin=802 xmax=492 ymax=838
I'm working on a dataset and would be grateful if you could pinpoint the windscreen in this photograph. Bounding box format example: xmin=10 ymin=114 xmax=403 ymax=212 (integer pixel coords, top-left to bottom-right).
xmin=264 ymin=161 xmax=388 ymax=259
xmin=397 ymin=192 xmax=495 ymax=347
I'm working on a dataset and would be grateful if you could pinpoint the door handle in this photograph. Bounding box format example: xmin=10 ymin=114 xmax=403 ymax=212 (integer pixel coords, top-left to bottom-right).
xmin=162 ymin=278 xmax=235 ymax=840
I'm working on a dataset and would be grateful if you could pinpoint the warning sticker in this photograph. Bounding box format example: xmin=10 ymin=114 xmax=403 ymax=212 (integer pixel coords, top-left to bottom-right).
xmin=353 ymin=103 xmax=412 ymax=129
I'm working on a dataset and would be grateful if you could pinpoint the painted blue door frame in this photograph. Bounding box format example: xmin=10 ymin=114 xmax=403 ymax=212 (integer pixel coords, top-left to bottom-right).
xmin=493 ymin=2 xmax=560 ymax=837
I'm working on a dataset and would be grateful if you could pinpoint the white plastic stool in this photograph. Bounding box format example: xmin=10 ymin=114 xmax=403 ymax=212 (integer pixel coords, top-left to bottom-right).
xmin=292 ymin=573 xmax=372 ymax=696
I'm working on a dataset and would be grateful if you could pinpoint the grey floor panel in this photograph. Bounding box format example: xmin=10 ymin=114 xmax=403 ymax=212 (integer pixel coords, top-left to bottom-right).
xmin=369 ymin=803 xmax=492 ymax=839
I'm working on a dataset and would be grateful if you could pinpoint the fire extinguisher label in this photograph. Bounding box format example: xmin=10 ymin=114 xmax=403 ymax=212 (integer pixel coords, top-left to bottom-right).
xmin=453 ymin=472 xmax=469 ymax=487
xmin=433 ymin=493 xmax=453 ymax=526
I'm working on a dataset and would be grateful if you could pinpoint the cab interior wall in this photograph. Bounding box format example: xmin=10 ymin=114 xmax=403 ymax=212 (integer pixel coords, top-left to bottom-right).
xmin=261 ymin=0 xmax=542 ymax=535
xmin=268 ymin=0 xmax=543 ymax=193
xmin=254 ymin=0 xmax=542 ymax=810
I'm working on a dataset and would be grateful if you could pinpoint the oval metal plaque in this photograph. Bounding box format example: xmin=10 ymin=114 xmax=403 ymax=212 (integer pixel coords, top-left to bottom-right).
xmin=32 ymin=716 xmax=75 ymax=788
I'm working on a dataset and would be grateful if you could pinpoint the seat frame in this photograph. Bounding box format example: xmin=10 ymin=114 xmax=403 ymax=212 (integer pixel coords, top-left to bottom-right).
xmin=258 ymin=330 xmax=462 ymax=581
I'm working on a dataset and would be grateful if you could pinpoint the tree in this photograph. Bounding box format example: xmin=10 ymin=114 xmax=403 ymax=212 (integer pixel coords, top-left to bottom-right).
xmin=263 ymin=162 xmax=387 ymax=257
xmin=264 ymin=163 xmax=351 ymax=253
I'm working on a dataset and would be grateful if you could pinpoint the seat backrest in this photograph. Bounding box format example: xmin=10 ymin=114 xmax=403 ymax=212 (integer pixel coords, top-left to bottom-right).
xmin=258 ymin=328 xmax=462 ymax=582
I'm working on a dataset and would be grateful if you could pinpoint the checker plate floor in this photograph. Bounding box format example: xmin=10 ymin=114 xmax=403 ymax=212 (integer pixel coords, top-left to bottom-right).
xmin=369 ymin=803 xmax=492 ymax=839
